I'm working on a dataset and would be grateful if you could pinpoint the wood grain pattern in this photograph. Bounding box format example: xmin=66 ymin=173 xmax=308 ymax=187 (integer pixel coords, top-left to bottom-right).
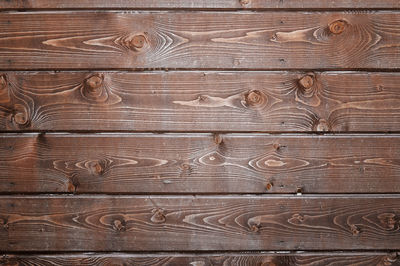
xmin=2 ymin=252 xmax=399 ymax=266
xmin=1 ymin=12 xmax=400 ymax=70
xmin=1 ymin=0 xmax=399 ymax=10
xmin=1 ymin=134 xmax=400 ymax=194
xmin=1 ymin=72 xmax=400 ymax=132
xmin=1 ymin=196 xmax=400 ymax=251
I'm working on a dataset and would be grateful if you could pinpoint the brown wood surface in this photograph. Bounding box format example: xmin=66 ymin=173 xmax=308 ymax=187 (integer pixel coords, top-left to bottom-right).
xmin=1 ymin=134 xmax=400 ymax=194
xmin=1 ymin=196 xmax=400 ymax=251
xmin=1 ymin=0 xmax=399 ymax=10
xmin=1 ymin=12 xmax=399 ymax=70
xmin=1 ymin=72 xmax=400 ymax=132
xmin=2 ymin=252 xmax=399 ymax=266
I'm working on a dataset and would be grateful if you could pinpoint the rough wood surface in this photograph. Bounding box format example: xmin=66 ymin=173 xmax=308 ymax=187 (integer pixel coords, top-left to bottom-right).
xmin=2 ymin=252 xmax=399 ymax=266
xmin=1 ymin=196 xmax=400 ymax=251
xmin=1 ymin=72 xmax=400 ymax=132
xmin=1 ymin=0 xmax=399 ymax=10
xmin=1 ymin=12 xmax=399 ymax=70
xmin=1 ymin=134 xmax=400 ymax=194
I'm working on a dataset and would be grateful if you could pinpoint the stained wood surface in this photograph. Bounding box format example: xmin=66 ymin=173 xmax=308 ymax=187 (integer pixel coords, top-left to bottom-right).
xmin=1 ymin=134 xmax=400 ymax=194
xmin=2 ymin=252 xmax=399 ymax=266
xmin=1 ymin=0 xmax=399 ymax=10
xmin=1 ymin=196 xmax=400 ymax=251
xmin=1 ymin=72 xmax=400 ymax=132
xmin=1 ymin=12 xmax=400 ymax=70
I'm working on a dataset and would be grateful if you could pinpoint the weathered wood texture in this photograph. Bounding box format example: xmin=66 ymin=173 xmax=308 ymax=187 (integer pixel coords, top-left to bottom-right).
xmin=1 ymin=196 xmax=400 ymax=251
xmin=1 ymin=0 xmax=399 ymax=9
xmin=1 ymin=12 xmax=399 ymax=70
xmin=1 ymin=72 xmax=400 ymax=132
xmin=1 ymin=134 xmax=400 ymax=194
xmin=2 ymin=252 xmax=399 ymax=266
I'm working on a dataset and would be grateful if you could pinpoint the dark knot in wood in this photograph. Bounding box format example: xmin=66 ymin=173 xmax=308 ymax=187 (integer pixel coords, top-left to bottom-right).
xmin=249 ymin=223 xmax=261 ymax=233
xmin=350 ymin=224 xmax=361 ymax=236
xmin=113 ymin=219 xmax=126 ymax=232
xmin=85 ymin=75 xmax=103 ymax=91
xmin=214 ymin=133 xmax=223 ymax=145
xmin=87 ymin=160 xmax=104 ymax=176
xmin=329 ymin=19 xmax=347 ymax=34
xmin=313 ymin=119 xmax=330 ymax=132
xmin=244 ymin=90 xmax=267 ymax=109
xmin=151 ymin=209 xmax=166 ymax=224
xmin=239 ymin=0 xmax=250 ymax=6
xmin=298 ymin=75 xmax=314 ymax=91
xmin=14 ymin=112 xmax=28 ymax=126
xmin=130 ymin=35 xmax=147 ymax=49
xmin=82 ymin=74 xmax=109 ymax=103
xmin=0 ymin=75 xmax=7 ymax=90
xmin=384 ymin=253 xmax=398 ymax=265
xmin=266 ymin=182 xmax=273 ymax=191
xmin=378 ymin=213 xmax=398 ymax=230
xmin=13 ymin=105 xmax=30 ymax=127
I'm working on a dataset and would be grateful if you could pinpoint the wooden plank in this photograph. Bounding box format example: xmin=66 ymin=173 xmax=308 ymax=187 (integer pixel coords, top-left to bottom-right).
xmin=0 ymin=12 xmax=399 ymax=70
xmin=2 ymin=252 xmax=399 ymax=266
xmin=1 ymin=0 xmax=399 ymax=10
xmin=1 ymin=134 xmax=400 ymax=194
xmin=1 ymin=195 xmax=400 ymax=251
xmin=1 ymin=72 xmax=400 ymax=132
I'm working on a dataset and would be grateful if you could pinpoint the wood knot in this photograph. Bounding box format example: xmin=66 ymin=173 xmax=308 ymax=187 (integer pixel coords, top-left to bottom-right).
xmin=0 ymin=75 xmax=7 ymax=90
xmin=87 ymin=160 xmax=104 ymax=175
xmin=82 ymin=74 xmax=110 ymax=103
xmin=298 ymin=74 xmax=314 ymax=91
xmin=239 ymin=0 xmax=250 ymax=6
xmin=244 ymin=90 xmax=267 ymax=109
xmin=350 ymin=224 xmax=361 ymax=236
xmin=384 ymin=253 xmax=398 ymax=265
xmin=249 ymin=223 xmax=261 ymax=233
xmin=329 ymin=19 xmax=347 ymax=34
xmin=214 ymin=133 xmax=223 ymax=145
xmin=12 ymin=105 xmax=30 ymax=127
xmin=273 ymin=143 xmax=286 ymax=152
xmin=130 ymin=35 xmax=147 ymax=49
xmin=151 ymin=209 xmax=166 ymax=224
xmin=313 ymin=119 xmax=330 ymax=132
xmin=113 ymin=219 xmax=126 ymax=232
xmin=14 ymin=112 xmax=28 ymax=126
xmin=181 ymin=163 xmax=191 ymax=171
xmin=378 ymin=213 xmax=398 ymax=230
xmin=289 ymin=213 xmax=305 ymax=225
xmin=266 ymin=182 xmax=273 ymax=191
xmin=85 ymin=75 xmax=103 ymax=91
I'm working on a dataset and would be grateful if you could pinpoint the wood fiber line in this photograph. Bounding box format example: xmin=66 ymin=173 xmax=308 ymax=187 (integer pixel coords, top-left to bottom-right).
xmin=1 ymin=196 xmax=400 ymax=251
xmin=1 ymin=0 xmax=399 ymax=10
xmin=1 ymin=252 xmax=399 ymax=266
xmin=0 ymin=12 xmax=399 ymax=70
xmin=1 ymin=134 xmax=400 ymax=194
xmin=0 ymin=72 xmax=399 ymax=132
